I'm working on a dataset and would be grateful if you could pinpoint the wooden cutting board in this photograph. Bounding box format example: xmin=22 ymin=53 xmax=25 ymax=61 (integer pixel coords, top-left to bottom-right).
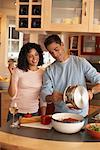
xmin=21 ymin=122 xmax=52 ymax=130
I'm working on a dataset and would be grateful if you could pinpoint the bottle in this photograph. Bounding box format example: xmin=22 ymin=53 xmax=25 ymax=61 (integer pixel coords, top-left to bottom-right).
xmin=32 ymin=5 xmax=41 ymax=15
xmin=31 ymin=18 xmax=41 ymax=28
xmin=19 ymin=5 xmax=29 ymax=15
xmin=19 ymin=18 xmax=28 ymax=28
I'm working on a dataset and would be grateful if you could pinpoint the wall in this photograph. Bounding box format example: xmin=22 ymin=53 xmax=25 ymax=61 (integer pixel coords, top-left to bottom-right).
xmin=0 ymin=1 xmax=16 ymax=77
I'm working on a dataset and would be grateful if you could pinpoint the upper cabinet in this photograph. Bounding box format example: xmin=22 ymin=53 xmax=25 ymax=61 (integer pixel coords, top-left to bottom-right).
xmin=16 ymin=0 xmax=100 ymax=33
xmin=44 ymin=0 xmax=90 ymax=32
xmin=88 ymin=0 xmax=100 ymax=33
xmin=81 ymin=35 xmax=100 ymax=55
xmin=16 ymin=0 xmax=45 ymax=31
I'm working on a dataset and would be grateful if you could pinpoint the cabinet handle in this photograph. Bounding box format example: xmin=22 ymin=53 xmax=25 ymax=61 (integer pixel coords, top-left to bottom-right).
xmin=84 ymin=2 xmax=87 ymax=16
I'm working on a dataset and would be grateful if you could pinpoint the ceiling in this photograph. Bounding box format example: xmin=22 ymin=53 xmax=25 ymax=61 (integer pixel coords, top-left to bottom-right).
xmin=0 ymin=0 xmax=16 ymax=9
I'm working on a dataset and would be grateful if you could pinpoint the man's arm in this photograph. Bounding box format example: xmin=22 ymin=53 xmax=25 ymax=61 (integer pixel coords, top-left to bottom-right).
xmin=40 ymin=67 xmax=54 ymax=115
xmin=88 ymin=83 xmax=100 ymax=100
xmin=81 ymin=58 xmax=100 ymax=100
xmin=46 ymin=91 xmax=63 ymax=103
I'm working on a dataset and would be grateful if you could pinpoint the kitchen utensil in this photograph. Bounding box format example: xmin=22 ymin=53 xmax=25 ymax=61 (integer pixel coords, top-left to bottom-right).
xmin=92 ymin=113 xmax=100 ymax=123
xmin=52 ymin=113 xmax=85 ymax=134
xmin=63 ymin=85 xmax=89 ymax=109
xmin=85 ymin=123 xmax=100 ymax=139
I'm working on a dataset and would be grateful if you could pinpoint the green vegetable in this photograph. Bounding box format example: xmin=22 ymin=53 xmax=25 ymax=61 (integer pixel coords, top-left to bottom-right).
xmin=89 ymin=124 xmax=100 ymax=132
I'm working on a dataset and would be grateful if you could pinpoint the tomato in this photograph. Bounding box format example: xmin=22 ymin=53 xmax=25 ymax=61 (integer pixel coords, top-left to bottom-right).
xmin=24 ymin=114 xmax=32 ymax=118
xmin=41 ymin=115 xmax=51 ymax=125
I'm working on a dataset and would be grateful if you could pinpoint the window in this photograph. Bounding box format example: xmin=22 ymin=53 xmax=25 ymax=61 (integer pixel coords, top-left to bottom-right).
xmin=8 ymin=24 xmax=23 ymax=61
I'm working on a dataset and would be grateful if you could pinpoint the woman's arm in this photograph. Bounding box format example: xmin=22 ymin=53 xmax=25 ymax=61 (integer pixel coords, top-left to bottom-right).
xmin=8 ymin=65 xmax=18 ymax=97
xmin=8 ymin=74 xmax=16 ymax=97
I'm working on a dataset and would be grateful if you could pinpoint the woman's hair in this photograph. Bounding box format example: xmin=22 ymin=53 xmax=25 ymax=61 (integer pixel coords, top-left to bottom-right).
xmin=17 ymin=42 xmax=43 ymax=71
xmin=44 ymin=34 xmax=61 ymax=49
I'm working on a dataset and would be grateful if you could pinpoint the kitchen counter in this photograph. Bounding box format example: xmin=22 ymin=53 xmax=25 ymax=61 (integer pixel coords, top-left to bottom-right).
xmin=0 ymin=90 xmax=100 ymax=150
xmin=0 ymin=131 xmax=99 ymax=150
xmin=0 ymin=109 xmax=100 ymax=150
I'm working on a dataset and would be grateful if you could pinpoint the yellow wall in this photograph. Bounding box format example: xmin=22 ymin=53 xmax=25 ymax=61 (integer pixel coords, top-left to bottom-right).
xmin=0 ymin=8 xmax=16 ymax=77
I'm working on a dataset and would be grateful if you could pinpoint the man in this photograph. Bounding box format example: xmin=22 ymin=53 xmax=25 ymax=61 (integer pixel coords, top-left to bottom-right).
xmin=40 ymin=34 xmax=100 ymax=117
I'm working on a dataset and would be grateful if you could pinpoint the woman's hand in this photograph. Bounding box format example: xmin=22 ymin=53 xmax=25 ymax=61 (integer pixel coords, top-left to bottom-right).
xmin=8 ymin=64 xmax=15 ymax=75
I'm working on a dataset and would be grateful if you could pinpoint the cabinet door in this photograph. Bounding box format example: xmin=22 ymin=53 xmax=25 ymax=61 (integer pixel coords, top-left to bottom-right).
xmin=16 ymin=0 xmax=45 ymax=31
xmin=44 ymin=0 xmax=89 ymax=32
xmin=89 ymin=0 xmax=100 ymax=33
xmin=95 ymin=37 xmax=100 ymax=54
xmin=0 ymin=92 xmax=10 ymax=127
xmin=81 ymin=35 xmax=100 ymax=55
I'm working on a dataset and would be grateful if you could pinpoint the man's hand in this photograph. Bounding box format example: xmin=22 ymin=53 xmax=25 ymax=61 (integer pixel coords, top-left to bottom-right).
xmin=88 ymin=90 xmax=93 ymax=100
xmin=52 ymin=91 xmax=63 ymax=103
xmin=46 ymin=91 xmax=63 ymax=103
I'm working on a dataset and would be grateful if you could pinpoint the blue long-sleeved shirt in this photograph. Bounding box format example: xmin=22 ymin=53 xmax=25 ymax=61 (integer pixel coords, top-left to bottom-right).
xmin=40 ymin=55 xmax=100 ymax=116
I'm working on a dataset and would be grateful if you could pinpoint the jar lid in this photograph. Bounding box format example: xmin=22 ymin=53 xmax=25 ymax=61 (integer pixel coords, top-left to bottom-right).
xmin=74 ymin=86 xmax=89 ymax=108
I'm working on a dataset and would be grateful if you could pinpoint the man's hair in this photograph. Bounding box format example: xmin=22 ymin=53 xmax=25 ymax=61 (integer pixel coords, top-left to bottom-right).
xmin=44 ymin=34 xmax=61 ymax=49
xmin=17 ymin=42 xmax=43 ymax=71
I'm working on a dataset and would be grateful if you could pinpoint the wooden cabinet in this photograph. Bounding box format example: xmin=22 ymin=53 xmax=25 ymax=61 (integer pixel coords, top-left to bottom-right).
xmin=81 ymin=35 xmax=100 ymax=55
xmin=0 ymin=91 xmax=10 ymax=127
xmin=16 ymin=0 xmax=45 ymax=31
xmin=89 ymin=0 xmax=100 ymax=33
xmin=44 ymin=0 xmax=100 ymax=33
xmin=44 ymin=0 xmax=89 ymax=32
xmin=16 ymin=0 xmax=100 ymax=33
xmin=0 ymin=17 xmax=1 ymax=45
xmin=69 ymin=36 xmax=80 ymax=56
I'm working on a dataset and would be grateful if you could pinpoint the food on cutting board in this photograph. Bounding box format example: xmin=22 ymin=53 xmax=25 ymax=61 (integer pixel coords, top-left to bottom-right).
xmin=19 ymin=116 xmax=41 ymax=124
xmin=41 ymin=115 xmax=52 ymax=125
xmin=19 ymin=115 xmax=52 ymax=125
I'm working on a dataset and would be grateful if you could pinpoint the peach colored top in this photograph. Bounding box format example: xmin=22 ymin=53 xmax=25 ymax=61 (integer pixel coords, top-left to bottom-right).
xmin=10 ymin=68 xmax=44 ymax=113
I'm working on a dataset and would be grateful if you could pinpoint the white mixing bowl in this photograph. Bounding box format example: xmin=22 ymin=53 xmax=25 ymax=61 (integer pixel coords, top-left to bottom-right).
xmin=52 ymin=113 xmax=85 ymax=134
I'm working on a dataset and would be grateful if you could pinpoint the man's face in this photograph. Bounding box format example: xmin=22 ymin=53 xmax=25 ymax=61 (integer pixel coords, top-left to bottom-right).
xmin=46 ymin=42 xmax=66 ymax=62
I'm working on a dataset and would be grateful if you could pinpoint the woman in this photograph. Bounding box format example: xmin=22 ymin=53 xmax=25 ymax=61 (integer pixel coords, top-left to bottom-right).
xmin=7 ymin=42 xmax=45 ymax=121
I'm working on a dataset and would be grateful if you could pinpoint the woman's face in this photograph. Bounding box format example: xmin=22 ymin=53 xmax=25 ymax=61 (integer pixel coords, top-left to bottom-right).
xmin=27 ymin=48 xmax=39 ymax=67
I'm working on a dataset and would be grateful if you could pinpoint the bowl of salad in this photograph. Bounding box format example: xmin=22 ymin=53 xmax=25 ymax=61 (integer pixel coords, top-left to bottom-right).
xmin=85 ymin=123 xmax=100 ymax=139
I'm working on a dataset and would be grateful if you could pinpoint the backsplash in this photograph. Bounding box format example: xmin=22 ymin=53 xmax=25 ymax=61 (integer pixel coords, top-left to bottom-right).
xmin=81 ymin=55 xmax=100 ymax=63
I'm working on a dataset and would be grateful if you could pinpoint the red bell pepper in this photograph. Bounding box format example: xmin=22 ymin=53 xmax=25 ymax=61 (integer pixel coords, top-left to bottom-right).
xmin=41 ymin=115 xmax=51 ymax=125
